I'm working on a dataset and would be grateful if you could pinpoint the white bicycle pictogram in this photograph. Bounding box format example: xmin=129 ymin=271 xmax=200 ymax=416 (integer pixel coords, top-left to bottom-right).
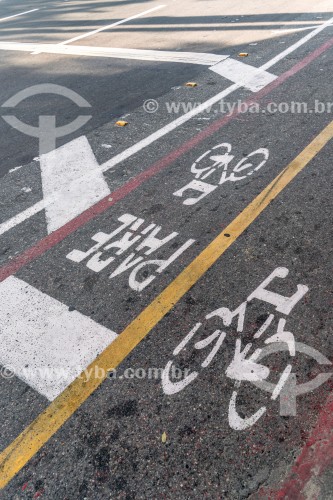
xmin=173 ymin=142 xmax=269 ymax=205
xmin=161 ymin=268 xmax=332 ymax=430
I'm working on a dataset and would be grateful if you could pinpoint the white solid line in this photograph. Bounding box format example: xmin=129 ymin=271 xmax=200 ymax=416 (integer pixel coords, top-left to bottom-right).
xmin=0 ymin=16 xmax=333 ymax=237
xmin=261 ymin=16 xmax=333 ymax=71
xmin=99 ymin=83 xmax=241 ymax=174
xmin=0 ymin=276 xmax=117 ymax=400
xmin=0 ymin=8 xmax=39 ymax=22
xmin=3 ymin=42 xmax=228 ymax=65
xmin=0 ymin=198 xmax=49 ymax=235
xmin=59 ymin=5 xmax=166 ymax=45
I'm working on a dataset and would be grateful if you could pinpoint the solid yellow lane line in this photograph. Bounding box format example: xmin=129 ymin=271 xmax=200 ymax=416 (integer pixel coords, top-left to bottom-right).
xmin=1 ymin=121 xmax=333 ymax=489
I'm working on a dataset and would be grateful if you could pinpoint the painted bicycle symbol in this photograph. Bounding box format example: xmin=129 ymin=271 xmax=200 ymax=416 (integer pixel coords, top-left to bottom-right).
xmin=161 ymin=268 xmax=332 ymax=430
xmin=173 ymin=142 xmax=269 ymax=205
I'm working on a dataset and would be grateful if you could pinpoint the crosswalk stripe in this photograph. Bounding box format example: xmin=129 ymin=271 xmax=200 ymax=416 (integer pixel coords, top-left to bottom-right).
xmin=40 ymin=136 xmax=111 ymax=233
xmin=0 ymin=276 xmax=117 ymax=400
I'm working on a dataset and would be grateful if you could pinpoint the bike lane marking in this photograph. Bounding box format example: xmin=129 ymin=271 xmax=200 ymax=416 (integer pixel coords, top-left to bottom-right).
xmin=0 ymin=76 xmax=323 ymax=402
xmin=1 ymin=35 xmax=333 ymax=281
xmin=0 ymin=18 xmax=332 ymax=237
xmin=0 ymin=33 xmax=332 ymax=406
xmin=0 ymin=120 xmax=332 ymax=489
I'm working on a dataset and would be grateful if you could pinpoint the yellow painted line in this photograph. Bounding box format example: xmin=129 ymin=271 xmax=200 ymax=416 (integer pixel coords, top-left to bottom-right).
xmin=1 ymin=121 xmax=333 ymax=488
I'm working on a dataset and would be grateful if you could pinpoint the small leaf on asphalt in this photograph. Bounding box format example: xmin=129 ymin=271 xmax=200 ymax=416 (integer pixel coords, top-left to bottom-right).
xmin=161 ymin=432 xmax=167 ymax=443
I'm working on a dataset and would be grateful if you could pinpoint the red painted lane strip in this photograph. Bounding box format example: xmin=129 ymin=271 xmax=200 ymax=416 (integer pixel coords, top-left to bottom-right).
xmin=261 ymin=392 xmax=333 ymax=499
xmin=1 ymin=36 xmax=333 ymax=285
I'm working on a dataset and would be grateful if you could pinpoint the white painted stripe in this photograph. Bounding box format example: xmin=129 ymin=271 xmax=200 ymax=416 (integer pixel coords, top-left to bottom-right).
xmin=0 ymin=198 xmax=49 ymax=235
xmin=59 ymin=5 xmax=166 ymax=45
xmin=261 ymin=16 xmax=333 ymax=71
xmin=99 ymin=83 xmax=240 ymax=173
xmin=1 ymin=41 xmax=229 ymax=65
xmin=209 ymin=58 xmax=277 ymax=92
xmin=1 ymin=16 xmax=333 ymax=236
xmin=0 ymin=8 xmax=39 ymax=22
xmin=40 ymin=136 xmax=111 ymax=233
xmin=0 ymin=276 xmax=117 ymax=400
xmin=271 ymin=26 xmax=319 ymax=34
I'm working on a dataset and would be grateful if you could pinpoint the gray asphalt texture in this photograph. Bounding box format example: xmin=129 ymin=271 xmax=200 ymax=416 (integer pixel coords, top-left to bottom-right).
xmin=0 ymin=1 xmax=333 ymax=499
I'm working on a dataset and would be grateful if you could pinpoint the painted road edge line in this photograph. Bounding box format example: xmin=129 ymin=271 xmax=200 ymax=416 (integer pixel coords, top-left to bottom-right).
xmin=1 ymin=35 xmax=333 ymax=281
xmin=1 ymin=17 xmax=333 ymax=237
xmin=0 ymin=121 xmax=332 ymax=489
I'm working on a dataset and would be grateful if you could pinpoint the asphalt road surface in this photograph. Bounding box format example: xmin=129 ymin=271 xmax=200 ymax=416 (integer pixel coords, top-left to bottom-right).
xmin=0 ymin=1 xmax=333 ymax=499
